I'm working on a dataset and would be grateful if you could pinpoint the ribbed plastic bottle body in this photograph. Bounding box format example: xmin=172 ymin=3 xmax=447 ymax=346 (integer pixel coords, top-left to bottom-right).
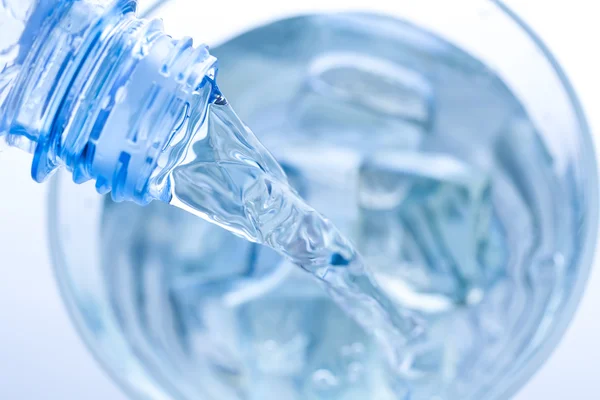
xmin=0 ymin=0 xmax=218 ymax=205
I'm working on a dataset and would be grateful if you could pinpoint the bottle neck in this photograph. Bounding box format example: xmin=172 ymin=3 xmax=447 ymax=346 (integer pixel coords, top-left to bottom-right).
xmin=2 ymin=0 xmax=218 ymax=205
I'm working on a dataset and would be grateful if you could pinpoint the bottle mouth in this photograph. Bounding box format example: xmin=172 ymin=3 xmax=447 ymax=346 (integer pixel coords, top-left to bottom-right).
xmin=67 ymin=20 xmax=219 ymax=205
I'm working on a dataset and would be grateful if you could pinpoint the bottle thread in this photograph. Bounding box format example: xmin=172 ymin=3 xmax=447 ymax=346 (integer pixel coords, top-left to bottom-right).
xmin=2 ymin=0 xmax=217 ymax=204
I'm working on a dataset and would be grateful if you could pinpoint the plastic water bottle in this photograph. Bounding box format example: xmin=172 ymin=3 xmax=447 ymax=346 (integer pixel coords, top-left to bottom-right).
xmin=1 ymin=0 xmax=218 ymax=204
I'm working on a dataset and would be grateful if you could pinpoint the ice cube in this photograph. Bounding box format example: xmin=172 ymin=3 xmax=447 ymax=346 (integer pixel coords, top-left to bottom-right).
xmin=103 ymin=199 xmax=251 ymax=279
xmin=358 ymin=151 xmax=506 ymax=310
xmin=306 ymin=52 xmax=434 ymax=127
xmin=105 ymin=199 xmax=285 ymax=313
xmin=289 ymin=52 xmax=433 ymax=153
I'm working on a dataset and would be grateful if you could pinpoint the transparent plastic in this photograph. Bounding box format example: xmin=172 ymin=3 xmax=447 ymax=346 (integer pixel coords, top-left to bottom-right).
xmin=1 ymin=0 xmax=218 ymax=204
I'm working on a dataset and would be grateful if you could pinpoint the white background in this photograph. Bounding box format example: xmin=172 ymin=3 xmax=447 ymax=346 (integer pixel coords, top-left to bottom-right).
xmin=0 ymin=0 xmax=598 ymax=399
